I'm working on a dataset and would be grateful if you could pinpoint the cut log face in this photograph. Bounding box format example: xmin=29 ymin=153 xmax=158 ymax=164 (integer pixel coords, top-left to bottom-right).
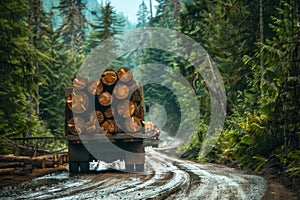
xmin=118 ymin=67 xmax=133 ymax=82
xmin=101 ymin=120 xmax=117 ymax=134
xmin=88 ymin=80 xmax=103 ymax=95
xmin=85 ymin=120 xmax=97 ymax=134
xmin=104 ymin=107 xmax=113 ymax=119
xmin=101 ymin=70 xmax=118 ymax=86
xmin=90 ymin=110 xmax=104 ymax=123
xmin=117 ymin=101 xmax=135 ymax=118
xmin=72 ymin=77 xmax=87 ymax=90
xmin=98 ymin=91 xmax=112 ymax=106
xmin=67 ymin=91 xmax=89 ymax=113
xmin=67 ymin=117 xmax=85 ymax=135
xmin=124 ymin=116 xmax=142 ymax=132
xmin=113 ymin=84 xmax=130 ymax=99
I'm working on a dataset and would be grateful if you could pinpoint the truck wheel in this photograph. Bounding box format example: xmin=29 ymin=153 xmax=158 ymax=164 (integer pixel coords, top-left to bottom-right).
xmin=79 ymin=162 xmax=89 ymax=173
xmin=135 ymin=164 xmax=144 ymax=172
xmin=125 ymin=164 xmax=134 ymax=172
xmin=69 ymin=162 xmax=79 ymax=174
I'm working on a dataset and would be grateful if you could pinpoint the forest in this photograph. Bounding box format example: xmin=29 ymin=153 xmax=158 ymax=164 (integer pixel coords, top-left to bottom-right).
xmin=0 ymin=0 xmax=299 ymax=193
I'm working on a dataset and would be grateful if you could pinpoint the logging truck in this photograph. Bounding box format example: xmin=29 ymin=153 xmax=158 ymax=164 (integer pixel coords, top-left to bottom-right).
xmin=65 ymin=68 xmax=147 ymax=173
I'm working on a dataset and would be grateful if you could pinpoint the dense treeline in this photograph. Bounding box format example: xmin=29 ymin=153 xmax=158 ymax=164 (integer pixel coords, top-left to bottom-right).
xmin=0 ymin=0 xmax=124 ymax=153
xmin=137 ymin=0 xmax=300 ymax=187
xmin=0 ymin=0 xmax=299 ymax=187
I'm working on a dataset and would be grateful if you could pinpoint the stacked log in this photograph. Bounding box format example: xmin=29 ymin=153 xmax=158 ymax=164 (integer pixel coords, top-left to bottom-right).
xmin=0 ymin=153 xmax=69 ymax=175
xmin=144 ymin=122 xmax=160 ymax=137
xmin=66 ymin=68 xmax=144 ymax=135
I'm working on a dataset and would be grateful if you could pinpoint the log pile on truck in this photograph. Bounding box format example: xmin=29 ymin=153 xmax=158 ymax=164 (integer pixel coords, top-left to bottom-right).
xmin=65 ymin=68 xmax=147 ymax=173
xmin=66 ymin=68 xmax=144 ymax=135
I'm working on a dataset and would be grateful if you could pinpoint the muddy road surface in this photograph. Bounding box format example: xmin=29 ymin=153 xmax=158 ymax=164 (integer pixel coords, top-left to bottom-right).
xmin=0 ymin=148 xmax=267 ymax=199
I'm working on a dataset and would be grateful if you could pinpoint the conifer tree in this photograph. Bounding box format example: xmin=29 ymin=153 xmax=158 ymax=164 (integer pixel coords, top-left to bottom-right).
xmin=136 ymin=0 xmax=149 ymax=28
xmin=0 ymin=0 xmax=50 ymax=153
xmin=55 ymin=0 xmax=88 ymax=51
xmin=85 ymin=2 xmax=124 ymax=53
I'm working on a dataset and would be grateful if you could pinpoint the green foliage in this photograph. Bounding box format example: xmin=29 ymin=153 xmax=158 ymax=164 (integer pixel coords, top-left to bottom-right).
xmin=136 ymin=0 xmax=149 ymax=28
xmin=85 ymin=2 xmax=124 ymax=53
xmin=55 ymin=0 xmax=88 ymax=51
xmin=0 ymin=0 xmax=51 ymax=152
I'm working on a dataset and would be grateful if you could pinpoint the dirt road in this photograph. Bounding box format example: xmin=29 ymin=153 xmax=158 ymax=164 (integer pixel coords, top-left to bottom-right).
xmin=0 ymin=147 xmax=267 ymax=199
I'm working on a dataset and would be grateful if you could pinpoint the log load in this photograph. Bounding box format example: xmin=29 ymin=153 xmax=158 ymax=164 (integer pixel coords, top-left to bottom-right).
xmin=66 ymin=68 xmax=145 ymax=135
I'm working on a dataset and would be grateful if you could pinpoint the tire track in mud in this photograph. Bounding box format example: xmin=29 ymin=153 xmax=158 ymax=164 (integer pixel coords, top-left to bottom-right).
xmin=0 ymin=148 xmax=267 ymax=200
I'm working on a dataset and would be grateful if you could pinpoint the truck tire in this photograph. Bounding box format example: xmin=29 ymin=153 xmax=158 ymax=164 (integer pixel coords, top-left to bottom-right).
xmin=79 ymin=162 xmax=89 ymax=173
xmin=125 ymin=164 xmax=134 ymax=172
xmin=69 ymin=162 xmax=79 ymax=174
xmin=135 ymin=164 xmax=144 ymax=172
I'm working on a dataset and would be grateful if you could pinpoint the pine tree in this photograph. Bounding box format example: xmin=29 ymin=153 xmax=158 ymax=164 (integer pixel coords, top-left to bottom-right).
xmin=136 ymin=0 xmax=149 ymax=28
xmin=85 ymin=2 xmax=124 ymax=53
xmin=149 ymin=0 xmax=180 ymax=28
xmin=0 ymin=0 xmax=51 ymax=153
xmin=55 ymin=0 xmax=88 ymax=52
